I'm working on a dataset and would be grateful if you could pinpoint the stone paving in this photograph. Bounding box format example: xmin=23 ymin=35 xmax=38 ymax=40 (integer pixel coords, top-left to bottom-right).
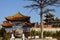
xmin=15 ymin=38 xmax=57 ymax=40
xmin=15 ymin=38 xmax=22 ymax=40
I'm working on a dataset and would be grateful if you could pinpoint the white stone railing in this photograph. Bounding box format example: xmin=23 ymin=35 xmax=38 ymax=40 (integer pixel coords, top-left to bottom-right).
xmin=43 ymin=28 xmax=60 ymax=32
xmin=30 ymin=28 xmax=60 ymax=32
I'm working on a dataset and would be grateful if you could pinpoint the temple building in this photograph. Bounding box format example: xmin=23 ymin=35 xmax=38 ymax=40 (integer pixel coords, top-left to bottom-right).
xmin=44 ymin=13 xmax=60 ymax=28
xmin=1 ymin=12 xmax=35 ymax=37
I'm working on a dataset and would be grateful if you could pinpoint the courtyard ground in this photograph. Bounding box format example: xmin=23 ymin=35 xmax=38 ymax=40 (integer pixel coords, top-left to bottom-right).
xmin=15 ymin=38 xmax=57 ymax=40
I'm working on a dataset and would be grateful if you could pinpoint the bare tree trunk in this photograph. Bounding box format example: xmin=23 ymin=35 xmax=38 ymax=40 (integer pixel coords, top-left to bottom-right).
xmin=40 ymin=7 xmax=43 ymax=39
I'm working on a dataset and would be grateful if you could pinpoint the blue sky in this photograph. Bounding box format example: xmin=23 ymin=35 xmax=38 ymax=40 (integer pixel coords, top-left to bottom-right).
xmin=0 ymin=0 xmax=60 ymax=24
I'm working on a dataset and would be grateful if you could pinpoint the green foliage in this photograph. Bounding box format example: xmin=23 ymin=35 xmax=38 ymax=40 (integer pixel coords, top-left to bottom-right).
xmin=43 ymin=31 xmax=60 ymax=38
xmin=30 ymin=31 xmax=60 ymax=38
xmin=52 ymin=31 xmax=60 ymax=40
xmin=35 ymin=31 xmax=39 ymax=36
xmin=3 ymin=32 xmax=11 ymax=40
xmin=30 ymin=30 xmax=41 ymax=37
xmin=0 ymin=28 xmax=11 ymax=40
xmin=52 ymin=31 xmax=60 ymax=38
xmin=56 ymin=31 xmax=60 ymax=37
xmin=30 ymin=30 xmax=36 ymax=36
xmin=0 ymin=28 xmax=6 ymax=37
xmin=43 ymin=31 xmax=53 ymax=37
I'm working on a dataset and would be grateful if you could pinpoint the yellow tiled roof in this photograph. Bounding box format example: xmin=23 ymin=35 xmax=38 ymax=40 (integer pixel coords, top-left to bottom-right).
xmin=5 ymin=12 xmax=30 ymax=21
xmin=2 ymin=21 xmax=12 ymax=27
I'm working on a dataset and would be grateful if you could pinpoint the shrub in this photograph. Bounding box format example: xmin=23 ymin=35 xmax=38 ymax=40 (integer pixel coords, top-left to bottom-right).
xmin=52 ymin=31 xmax=60 ymax=38
xmin=30 ymin=30 xmax=36 ymax=36
xmin=0 ymin=28 xmax=11 ymax=40
xmin=43 ymin=31 xmax=53 ymax=37
xmin=3 ymin=32 xmax=11 ymax=40
xmin=0 ymin=28 xmax=6 ymax=37
xmin=30 ymin=30 xmax=60 ymax=38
